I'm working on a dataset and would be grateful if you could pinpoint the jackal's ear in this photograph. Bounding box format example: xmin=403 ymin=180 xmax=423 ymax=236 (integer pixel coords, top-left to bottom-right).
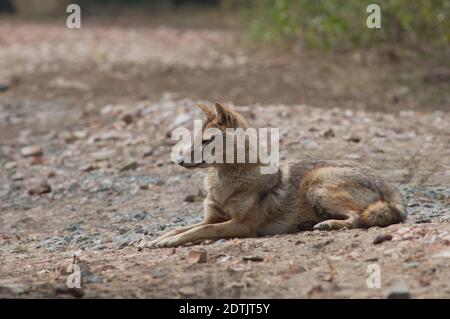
xmin=214 ymin=102 xmax=234 ymax=126
xmin=197 ymin=104 xmax=214 ymax=121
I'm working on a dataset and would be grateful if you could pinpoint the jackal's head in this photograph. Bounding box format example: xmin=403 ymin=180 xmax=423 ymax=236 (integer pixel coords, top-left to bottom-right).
xmin=176 ymin=102 xmax=252 ymax=169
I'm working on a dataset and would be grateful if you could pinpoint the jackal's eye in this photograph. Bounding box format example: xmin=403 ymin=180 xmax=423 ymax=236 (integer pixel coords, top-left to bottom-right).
xmin=202 ymin=135 xmax=215 ymax=145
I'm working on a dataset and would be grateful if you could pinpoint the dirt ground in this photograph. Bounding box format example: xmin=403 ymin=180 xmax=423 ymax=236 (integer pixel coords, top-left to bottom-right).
xmin=0 ymin=12 xmax=449 ymax=298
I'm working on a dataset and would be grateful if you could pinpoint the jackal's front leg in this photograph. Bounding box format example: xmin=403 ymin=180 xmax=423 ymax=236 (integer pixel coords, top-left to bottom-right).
xmin=144 ymin=205 xmax=229 ymax=248
xmin=151 ymin=220 xmax=255 ymax=248
xmin=144 ymin=222 xmax=206 ymax=248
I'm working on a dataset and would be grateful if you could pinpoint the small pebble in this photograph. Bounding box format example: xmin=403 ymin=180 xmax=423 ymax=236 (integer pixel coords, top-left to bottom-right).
xmin=373 ymin=233 xmax=392 ymax=245
xmin=21 ymin=145 xmax=43 ymax=157
xmin=184 ymin=194 xmax=197 ymax=203
xmin=28 ymin=181 xmax=51 ymax=195
xmin=187 ymin=250 xmax=207 ymax=264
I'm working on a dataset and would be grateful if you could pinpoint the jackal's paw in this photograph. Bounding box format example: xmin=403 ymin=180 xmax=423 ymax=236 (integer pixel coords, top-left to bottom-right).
xmin=137 ymin=237 xmax=165 ymax=249
xmin=313 ymin=220 xmax=353 ymax=231
xmin=313 ymin=221 xmax=333 ymax=231
xmin=152 ymin=236 xmax=181 ymax=248
xmin=137 ymin=240 xmax=154 ymax=250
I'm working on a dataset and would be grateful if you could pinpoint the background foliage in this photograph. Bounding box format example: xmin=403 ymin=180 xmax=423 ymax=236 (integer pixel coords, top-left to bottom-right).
xmin=247 ymin=0 xmax=450 ymax=50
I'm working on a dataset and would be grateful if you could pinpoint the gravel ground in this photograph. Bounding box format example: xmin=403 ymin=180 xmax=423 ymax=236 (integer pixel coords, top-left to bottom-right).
xmin=0 ymin=15 xmax=449 ymax=298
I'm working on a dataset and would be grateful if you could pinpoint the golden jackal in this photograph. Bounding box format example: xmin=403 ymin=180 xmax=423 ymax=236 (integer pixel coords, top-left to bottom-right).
xmin=147 ymin=103 xmax=407 ymax=248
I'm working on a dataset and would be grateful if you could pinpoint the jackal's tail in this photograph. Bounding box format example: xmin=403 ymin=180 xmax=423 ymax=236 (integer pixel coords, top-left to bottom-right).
xmin=359 ymin=199 xmax=407 ymax=228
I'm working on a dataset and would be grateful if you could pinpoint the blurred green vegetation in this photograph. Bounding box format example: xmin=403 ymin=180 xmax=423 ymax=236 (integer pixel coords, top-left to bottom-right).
xmin=246 ymin=0 xmax=450 ymax=50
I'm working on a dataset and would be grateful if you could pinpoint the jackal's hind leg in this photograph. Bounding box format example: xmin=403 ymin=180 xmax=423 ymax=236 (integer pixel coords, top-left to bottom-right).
xmin=308 ymin=186 xmax=366 ymax=231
